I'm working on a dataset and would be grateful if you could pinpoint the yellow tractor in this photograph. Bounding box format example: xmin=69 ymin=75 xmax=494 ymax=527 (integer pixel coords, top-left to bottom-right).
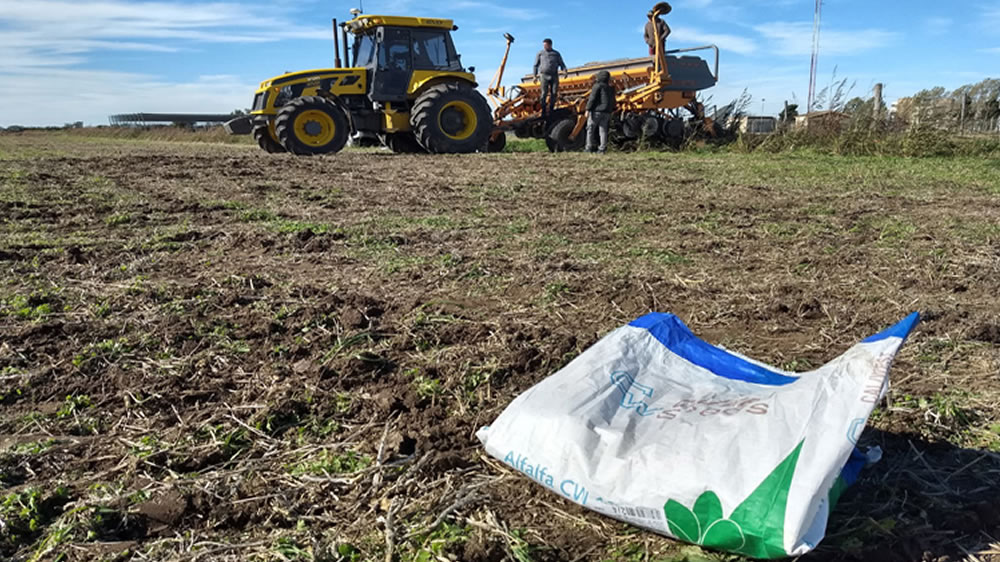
xmin=226 ymin=14 xmax=492 ymax=155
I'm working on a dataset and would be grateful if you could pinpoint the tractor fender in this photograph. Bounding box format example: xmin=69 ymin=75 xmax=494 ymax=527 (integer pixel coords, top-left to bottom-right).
xmin=409 ymin=72 xmax=478 ymax=97
xmin=314 ymin=92 xmax=356 ymax=132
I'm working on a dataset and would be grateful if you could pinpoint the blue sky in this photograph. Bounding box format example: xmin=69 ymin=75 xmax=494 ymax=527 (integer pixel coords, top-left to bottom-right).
xmin=1 ymin=0 xmax=998 ymax=126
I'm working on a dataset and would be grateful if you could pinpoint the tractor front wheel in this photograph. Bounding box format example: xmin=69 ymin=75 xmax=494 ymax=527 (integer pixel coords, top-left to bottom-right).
xmin=411 ymin=84 xmax=492 ymax=154
xmin=275 ymin=96 xmax=349 ymax=156
xmin=253 ymin=122 xmax=285 ymax=154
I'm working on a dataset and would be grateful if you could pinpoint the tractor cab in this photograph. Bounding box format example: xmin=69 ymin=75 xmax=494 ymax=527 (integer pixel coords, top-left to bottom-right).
xmin=346 ymin=16 xmax=468 ymax=103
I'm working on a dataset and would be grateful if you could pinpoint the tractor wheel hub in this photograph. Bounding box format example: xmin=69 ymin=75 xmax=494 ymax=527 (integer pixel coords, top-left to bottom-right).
xmin=440 ymin=108 xmax=465 ymax=136
xmin=304 ymin=121 xmax=323 ymax=136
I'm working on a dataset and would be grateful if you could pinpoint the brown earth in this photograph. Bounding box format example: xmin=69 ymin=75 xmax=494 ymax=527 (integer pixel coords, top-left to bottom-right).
xmin=1 ymin=133 xmax=999 ymax=561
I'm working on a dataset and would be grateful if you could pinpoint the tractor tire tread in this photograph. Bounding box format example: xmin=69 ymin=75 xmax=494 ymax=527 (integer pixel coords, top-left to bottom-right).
xmin=410 ymin=83 xmax=492 ymax=154
xmin=253 ymin=124 xmax=285 ymax=154
xmin=274 ymin=96 xmax=349 ymax=156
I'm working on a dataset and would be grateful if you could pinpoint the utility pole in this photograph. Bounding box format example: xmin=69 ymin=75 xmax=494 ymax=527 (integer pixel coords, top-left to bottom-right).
xmin=873 ymin=83 xmax=884 ymax=121
xmin=959 ymin=94 xmax=967 ymax=133
xmin=807 ymin=0 xmax=823 ymax=115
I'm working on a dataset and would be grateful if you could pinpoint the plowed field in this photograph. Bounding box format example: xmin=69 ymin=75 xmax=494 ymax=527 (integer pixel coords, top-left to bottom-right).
xmin=2 ymin=133 xmax=999 ymax=562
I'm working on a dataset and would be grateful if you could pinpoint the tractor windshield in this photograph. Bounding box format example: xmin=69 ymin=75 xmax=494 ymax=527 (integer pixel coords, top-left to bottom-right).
xmin=354 ymin=33 xmax=376 ymax=67
xmin=411 ymin=30 xmax=461 ymax=71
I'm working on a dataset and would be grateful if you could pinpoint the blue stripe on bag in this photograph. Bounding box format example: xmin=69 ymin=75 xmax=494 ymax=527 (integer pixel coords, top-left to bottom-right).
xmin=861 ymin=312 xmax=920 ymax=343
xmin=839 ymin=447 xmax=868 ymax=486
xmin=630 ymin=312 xmax=920 ymax=387
xmin=629 ymin=313 xmax=798 ymax=386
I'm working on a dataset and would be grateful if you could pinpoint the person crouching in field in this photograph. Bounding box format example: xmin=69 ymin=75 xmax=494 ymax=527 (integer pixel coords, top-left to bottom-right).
xmin=586 ymin=70 xmax=616 ymax=154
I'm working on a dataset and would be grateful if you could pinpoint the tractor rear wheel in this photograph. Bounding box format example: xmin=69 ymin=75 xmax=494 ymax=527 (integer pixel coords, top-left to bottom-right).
xmin=547 ymin=118 xmax=586 ymax=152
xmin=411 ymin=83 xmax=492 ymax=153
xmin=253 ymin=123 xmax=285 ymax=154
xmin=275 ymin=96 xmax=349 ymax=156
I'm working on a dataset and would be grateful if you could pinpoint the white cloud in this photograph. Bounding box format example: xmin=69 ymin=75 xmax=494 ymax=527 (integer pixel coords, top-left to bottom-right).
xmin=754 ymin=21 xmax=896 ymax=56
xmin=627 ymin=23 xmax=755 ymax=55
xmin=0 ymin=0 xmax=331 ymax=51
xmin=924 ymin=16 xmax=952 ymax=35
xmin=0 ymin=0 xmax=336 ymax=125
xmin=0 ymin=68 xmax=256 ymax=126
xmin=450 ymin=1 xmax=544 ymax=21
xmin=982 ymin=46 xmax=1000 ymax=54
xmin=670 ymin=26 xmax=757 ymax=55
xmin=984 ymin=4 xmax=1000 ymax=27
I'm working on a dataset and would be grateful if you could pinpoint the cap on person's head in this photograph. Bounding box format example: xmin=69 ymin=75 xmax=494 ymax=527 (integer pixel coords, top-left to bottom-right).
xmin=543 ymin=38 xmax=552 ymax=44
xmin=647 ymin=10 xmax=653 ymax=17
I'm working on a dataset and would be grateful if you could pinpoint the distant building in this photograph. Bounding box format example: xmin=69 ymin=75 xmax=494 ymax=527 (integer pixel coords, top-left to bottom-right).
xmin=738 ymin=116 xmax=777 ymax=134
xmin=108 ymin=113 xmax=234 ymax=127
xmin=794 ymin=110 xmax=850 ymax=132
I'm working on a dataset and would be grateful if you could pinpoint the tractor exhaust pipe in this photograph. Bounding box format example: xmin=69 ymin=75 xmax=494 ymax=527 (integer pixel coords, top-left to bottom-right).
xmin=333 ymin=19 xmax=341 ymax=67
xmin=342 ymin=24 xmax=350 ymax=67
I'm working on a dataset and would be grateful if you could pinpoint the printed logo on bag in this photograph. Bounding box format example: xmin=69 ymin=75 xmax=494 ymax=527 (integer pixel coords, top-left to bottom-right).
xmin=656 ymin=393 xmax=770 ymax=421
xmin=663 ymin=441 xmax=804 ymax=559
xmin=861 ymin=356 xmax=892 ymax=403
xmin=610 ymin=371 xmax=660 ymax=416
xmin=502 ymin=451 xmax=590 ymax=505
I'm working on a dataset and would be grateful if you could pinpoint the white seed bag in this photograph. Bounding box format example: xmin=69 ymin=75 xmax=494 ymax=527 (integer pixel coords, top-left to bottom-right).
xmin=477 ymin=312 xmax=919 ymax=558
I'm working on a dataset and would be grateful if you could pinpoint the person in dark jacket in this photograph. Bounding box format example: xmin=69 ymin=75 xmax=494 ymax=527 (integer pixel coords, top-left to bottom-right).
xmin=644 ymin=9 xmax=671 ymax=55
xmin=533 ymin=38 xmax=567 ymax=118
xmin=585 ymin=70 xmax=616 ymax=153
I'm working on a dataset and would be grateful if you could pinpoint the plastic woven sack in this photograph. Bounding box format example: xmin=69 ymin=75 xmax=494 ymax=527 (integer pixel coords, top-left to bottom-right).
xmin=477 ymin=312 xmax=919 ymax=558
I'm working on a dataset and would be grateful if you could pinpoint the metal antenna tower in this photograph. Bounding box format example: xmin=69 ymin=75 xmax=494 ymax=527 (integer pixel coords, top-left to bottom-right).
xmin=807 ymin=0 xmax=822 ymax=113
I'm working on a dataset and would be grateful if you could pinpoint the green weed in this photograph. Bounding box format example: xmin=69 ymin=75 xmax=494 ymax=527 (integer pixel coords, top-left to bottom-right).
xmin=287 ymin=450 xmax=371 ymax=476
xmin=271 ymin=219 xmax=331 ymax=235
xmin=544 ymin=282 xmax=571 ymax=301
xmin=0 ymin=486 xmax=71 ymax=546
xmin=128 ymin=435 xmax=161 ymax=459
xmin=56 ymin=395 xmax=92 ymax=418
xmin=104 ymin=213 xmax=131 ymax=226
xmin=876 ymin=218 xmax=917 ymax=246
xmin=10 ymin=439 xmax=57 ymax=455
xmin=239 ymin=208 xmax=276 ymax=222
xmin=627 ymin=246 xmax=692 ymax=266
xmin=1 ymin=293 xmax=55 ymax=320
xmin=504 ymin=138 xmax=548 ymax=153
xmin=274 ymin=537 xmax=311 ymax=560
xmin=413 ymin=374 xmax=444 ymax=401
xmin=410 ymin=521 xmax=468 ymax=562
xmin=335 ymin=543 xmax=363 ymax=561
xmin=73 ymin=337 xmax=131 ymax=368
